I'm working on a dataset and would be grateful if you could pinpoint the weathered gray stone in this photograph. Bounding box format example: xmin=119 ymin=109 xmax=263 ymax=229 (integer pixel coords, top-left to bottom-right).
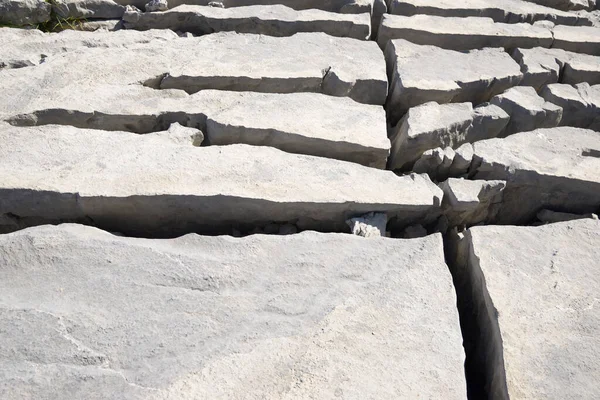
xmin=0 ymin=31 xmax=387 ymax=105
xmin=388 ymin=101 xmax=509 ymax=171
xmin=0 ymin=224 xmax=466 ymax=399
xmin=470 ymin=127 xmax=600 ymax=224
xmin=552 ymin=24 xmax=600 ymax=55
xmin=0 ymin=124 xmax=442 ymax=236
xmin=387 ymin=0 xmax=591 ymax=26
xmin=412 ymin=147 xmax=445 ymax=176
xmin=385 ymin=39 xmax=522 ymax=124
xmin=113 ymin=0 xmax=376 ymax=13
xmin=511 ymin=47 xmax=600 ymax=89
xmin=3 ymin=86 xmax=389 ymax=168
xmin=52 ymin=0 xmax=126 ymax=19
xmin=439 ymin=178 xmax=506 ymax=227
xmin=447 ymin=219 xmax=600 ymax=399
xmin=145 ymin=0 xmax=168 ymax=10
xmin=378 ymin=14 xmax=553 ymax=51
xmin=537 ymin=208 xmax=598 ymax=223
xmin=490 ymin=86 xmax=563 ymax=136
xmin=0 ymin=27 xmax=178 ymax=69
xmin=346 ymin=212 xmax=388 ymax=237
xmin=540 ymin=82 xmax=600 ymax=128
xmin=75 ymin=18 xmax=123 ymax=31
xmin=0 ymin=0 xmax=51 ymax=26
xmin=448 ymin=144 xmax=474 ymax=177
xmin=402 ymin=224 xmax=428 ymax=238
xmin=123 ymin=4 xmax=371 ymax=39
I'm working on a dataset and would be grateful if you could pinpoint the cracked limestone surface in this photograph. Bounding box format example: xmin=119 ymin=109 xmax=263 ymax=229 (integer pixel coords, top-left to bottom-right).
xmin=384 ymin=39 xmax=522 ymax=124
xmin=448 ymin=219 xmax=600 ymax=399
xmin=387 ymin=0 xmax=593 ymax=26
xmin=0 ymin=31 xmax=387 ymax=105
xmin=511 ymin=46 xmax=600 ymax=89
xmin=378 ymin=14 xmax=554 ymax=51
xmin=122 ymin=4 xmax=372 ymax=39
xmin=0 ymin=124 xmax=442 ymax=236
xmin=0 ymin=224 xmax=466 ymax=399
xmin=470 ymin=126 xmax=600 ymax=224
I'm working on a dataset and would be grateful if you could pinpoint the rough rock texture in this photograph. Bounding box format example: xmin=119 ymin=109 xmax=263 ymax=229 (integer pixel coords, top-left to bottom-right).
xmin=511 ymin=47 xmax=600 ymax=89
xmin=0 ymin=31 xmax=387 ymax=105
xmin=0 ymin=224 xmax=466 ymax=399
xmin=3 ymin=86 xmax=390 ymax=168
xmin=0 ymin=124 xmax=442 ymax=236
xmin=146 ymin=0 xmax=168 ymax=11
xmin=552 ymin=24 xmax=600 ymax=55
xmin=388 ymin=101 xmax=509 ymax=171
xmin=0 ymin=27 xmax=178 ymax=69
xmin=114 ymin=0 xmax=376 ymax=14
xmin=123 ymin=5 xmax=371 ymax=39
xmin=387 ymin=0 xmax=591 ymax=26
xmin=378 ymin=14 xmax=553 ymax=51
xmin=385 ymin=40 xmax=522 ymax=124
xmin=51 ymin=0 xmax=126 ymax=19
xmin=540 ymin=82 xmax=600 ymax=128
xmin=470 ymin=127 xmax=600 ymax=224
xmin=346 ymin=212 xmax=388 ymax=237
xmin=490 ymin=86 xmax=563 ymax=136
xmin=446 ymin=219 xmax=600 ymax=399
xmin=439 ymin=178 xmax=506 ymax=227
xmin=0 ymin=0 xmax=51 ymax=26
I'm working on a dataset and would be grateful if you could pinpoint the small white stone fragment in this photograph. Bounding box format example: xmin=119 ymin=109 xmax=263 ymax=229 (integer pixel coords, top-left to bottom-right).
xmin=208 ymin=1 xmax=224 ymax=7
xmin=346 ymin=212 xmax=388 ymax=238
xmin=145 ymin=0 xmax=167 ymax=12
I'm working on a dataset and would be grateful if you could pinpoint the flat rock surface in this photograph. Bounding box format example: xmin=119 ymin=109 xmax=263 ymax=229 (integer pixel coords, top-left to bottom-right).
xmin=463 ymin=219 xmax=600 ymax=399
xmin=0 ymin=124 xmax=442 ymax=236
xmin=3 ymin=85 xmax=390 ymax=168
xmin=387 ymin=0 xmax=590 ymax=26
xmin=0 ymin=31 xmax=387 ymax=105
xmin=511 ymin=47 xmax=600 ymax=89
xmin=123 ymin=5 xmax=371 ymax=39
xmin=0 ymin=27 xmax=178 ymax=69
xmin=113 ymin=0 xmax=375 ymax=13
xmin=378 ymin=14 xmax=553 ymax=51
xmin=0 ymin=224 xmax=466 ymax=399
xmin=471 ymin=127 xmax=600 ymax=223
xmin=552 ymin=24 xmax=600 ymax=55
xmin=385 ymin=39 xmax=522 ymax=124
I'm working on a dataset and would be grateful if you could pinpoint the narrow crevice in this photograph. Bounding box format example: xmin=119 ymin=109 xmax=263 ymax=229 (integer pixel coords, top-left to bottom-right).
xmin=443 ymin=229 xmax=509 ymax=400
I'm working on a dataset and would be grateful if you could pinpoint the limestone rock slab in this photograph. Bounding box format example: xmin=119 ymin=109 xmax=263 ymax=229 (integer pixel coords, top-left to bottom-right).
xmin=511 ymin=47 xmax=600 ymax=89
xmin=52 ymin=0 xmax=126 ymax=19
xmin=123 ymin=4 xmax=371 ymax=39
xmin=3 ymin=85 xmax=389 ymax=168
xmin=384 ymin=39 xmax=522 ymax=124
xmin=387 ymin=0 xmax=590 ymax=26
xmin=388 ymin=101 xmax=509 ymax=171
xmin=439 ymin=178 xmax=506 ymax=227
xmin=0 ymin=31 xmax=387 ymax=105
xmin=378 ymin=14 xmax=553 ymax=51
xmin=0 ymin=224 xmax=465 ymax=399
xmin=113 ymin=0 xmax=376 ymax=14
xmin=0 ymin=124 xmax=441 ymax=236
xmin=448 ymin=219 xmax=600 ymax=399
xmin=0 ymin=0 xmax=51 ymax=26
xmin=490 ymin=86 xmax=563 ymax=135
xmin=470 ymin=127 xmax=600 ymax=224
xmin=552 ymin=24 xmax=600 ymax=55
xmin=540 ymin=82 xmax=600 ymax=128
xmin=0 ymin=27 xmax=178 ymax=69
